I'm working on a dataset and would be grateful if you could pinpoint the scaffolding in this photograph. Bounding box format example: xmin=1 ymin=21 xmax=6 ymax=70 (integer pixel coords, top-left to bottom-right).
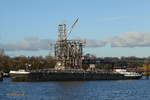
xmin=55 ymin=22 xmax=84 ymax=69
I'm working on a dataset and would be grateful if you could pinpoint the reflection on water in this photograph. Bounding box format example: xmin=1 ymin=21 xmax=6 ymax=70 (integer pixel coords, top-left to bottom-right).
xmin=0 ymin=78 xmax=150 ymax=100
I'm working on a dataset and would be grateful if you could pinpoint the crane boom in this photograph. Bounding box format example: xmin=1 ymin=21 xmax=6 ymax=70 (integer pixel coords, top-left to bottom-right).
xmin=67 ymin=18 xmax=79 ymax=39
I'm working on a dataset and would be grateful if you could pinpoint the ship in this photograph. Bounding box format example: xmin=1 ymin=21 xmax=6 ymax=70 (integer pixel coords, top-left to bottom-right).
xmin=9 ymin=69 xmax=142 ymax=82
xmin=9 ymin=19 xmax=142 ymax=82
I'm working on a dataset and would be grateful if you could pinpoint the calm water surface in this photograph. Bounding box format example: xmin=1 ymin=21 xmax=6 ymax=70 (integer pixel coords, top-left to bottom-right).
xmin=0 ymin=78 xmax=150 ymax=100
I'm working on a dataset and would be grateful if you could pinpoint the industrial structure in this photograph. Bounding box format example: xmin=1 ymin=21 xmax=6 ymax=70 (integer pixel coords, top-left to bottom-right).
xmin=54 ymin=19 xmax=85 ymax=69
xmin=9 ymin=19 xmax=143 ymax=82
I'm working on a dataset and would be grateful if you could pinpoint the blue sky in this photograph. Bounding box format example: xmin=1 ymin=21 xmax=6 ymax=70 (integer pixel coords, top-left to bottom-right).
xmin=0 ymin=0 xmax=150 ymax=57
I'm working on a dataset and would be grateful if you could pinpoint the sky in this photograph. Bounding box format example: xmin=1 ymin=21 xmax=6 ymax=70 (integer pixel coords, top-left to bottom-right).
xmin=0 ymin=0 xmax=150 ymax=57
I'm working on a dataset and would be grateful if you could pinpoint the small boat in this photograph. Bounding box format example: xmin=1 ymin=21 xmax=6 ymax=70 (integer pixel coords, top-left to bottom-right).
xmin=9 ymin=69 xmax=31 ymax=81
xmin=115 ymin=69 xmax=142 ymax=79
xmin=9 ymin=69 xmax=30 ymax=75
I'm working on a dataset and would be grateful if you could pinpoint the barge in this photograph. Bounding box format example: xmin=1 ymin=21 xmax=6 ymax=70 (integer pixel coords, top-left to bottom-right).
xmin=9 ymin=20 xmax=142 ymax=82
xmin=9 ymin=69 xmax=142 ymax=82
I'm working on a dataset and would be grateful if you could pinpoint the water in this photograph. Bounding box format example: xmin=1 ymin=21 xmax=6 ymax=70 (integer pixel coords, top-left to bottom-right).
xmin=0 ymin=78 xmax=150 ymax=100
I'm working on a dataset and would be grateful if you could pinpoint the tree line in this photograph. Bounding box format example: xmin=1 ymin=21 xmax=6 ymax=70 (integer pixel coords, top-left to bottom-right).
xmin=83 ymin=54 xmax=150 ymax=70
xmin=0 ymin=50 xmax=150 ymax=72
xmin=0 ymin=55 xmax=56 ymax=72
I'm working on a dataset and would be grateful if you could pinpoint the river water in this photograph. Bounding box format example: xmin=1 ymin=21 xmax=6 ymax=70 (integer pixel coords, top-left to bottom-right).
xmin=0 ymin=78 xmax=150 ymax=100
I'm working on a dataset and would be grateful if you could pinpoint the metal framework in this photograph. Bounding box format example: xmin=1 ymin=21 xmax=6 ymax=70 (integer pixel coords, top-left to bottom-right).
xmin=55 ymin=23 xmax=84 ymax=69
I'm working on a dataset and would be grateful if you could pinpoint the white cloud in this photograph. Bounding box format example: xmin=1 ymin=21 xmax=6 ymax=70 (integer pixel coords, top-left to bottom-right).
xmin=75 ymin=32 xmax=150 ymax=48
xmin=0 ymin=37 xmax=53 ymax=51
xmin=109 ymin=32 xmax=150 ymax=47
xmin=1 ymin=32 xmax=150 ymax=51
xmin=72 ymin=37 xmax=107 ymax=47
xmin=85 ymin=38 xmax=107 ymax=47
